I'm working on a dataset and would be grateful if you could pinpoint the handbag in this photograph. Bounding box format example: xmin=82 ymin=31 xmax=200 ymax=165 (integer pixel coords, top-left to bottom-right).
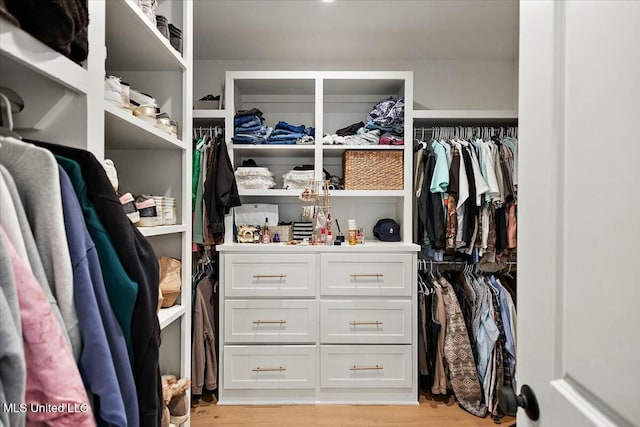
xmin=159 ymin=256 xmax=182 ymax=308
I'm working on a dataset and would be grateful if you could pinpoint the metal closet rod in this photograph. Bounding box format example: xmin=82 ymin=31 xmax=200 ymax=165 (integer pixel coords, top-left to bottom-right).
xmin=194 ymin=126 xmax=224 ymax=138
xmin=417 ymin=259 xmax=517 ymax=270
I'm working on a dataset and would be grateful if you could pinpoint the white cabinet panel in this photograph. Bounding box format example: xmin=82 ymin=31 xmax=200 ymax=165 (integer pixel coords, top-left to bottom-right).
xmin=223 ymin=345 xmax=316 ymax=390
xmin=320 ymin=300 xmax=411 ymax=344
xmin=225 ymin=300 xmax=317 ymax=344
xmin=320 ymin=345 xmax=412 ymax=389
xmin=225 ymin=253 xmax=316 ymax=297
xmin=320 ymin=253 xmax=412 ymax=296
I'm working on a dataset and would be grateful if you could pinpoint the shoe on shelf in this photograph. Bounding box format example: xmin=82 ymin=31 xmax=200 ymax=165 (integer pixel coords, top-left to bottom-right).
xmin=120 ymin=193 xmax=140 ymax=224
xmin=136 ymin=195 xmax=163 ymax=227
xmin=104 ymin=75 xmax=123 ymax=107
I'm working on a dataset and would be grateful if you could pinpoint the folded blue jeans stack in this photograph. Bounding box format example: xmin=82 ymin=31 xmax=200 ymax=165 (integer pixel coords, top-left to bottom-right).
xmin=233 ymin=110 xmax=272 ymax=144
xmin=266 ymin=121 xmax=315 ymax=144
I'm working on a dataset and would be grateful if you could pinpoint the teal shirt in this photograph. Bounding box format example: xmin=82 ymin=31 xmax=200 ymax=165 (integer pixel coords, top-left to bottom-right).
xmin=430 ymin=141 xmax=450 ymax=193
xmin=56 ymin=155 xmax=138 ymax=361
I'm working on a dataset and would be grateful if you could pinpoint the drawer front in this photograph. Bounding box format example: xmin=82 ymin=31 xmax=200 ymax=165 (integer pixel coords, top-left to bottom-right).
xmin=320 ymin=254 xmax=412 ymax=296
xmin=320 ymin=300 xmax=411 ymax=344
xmin=225 ymin=300 xmax=317 ymax=344
xmin=223 ymin=345 xmax=316 ymax=390
xmin=320 ymin=345 xmax=412 ymax=389
xmin=225 ymin=254 xmax=316 ymax=297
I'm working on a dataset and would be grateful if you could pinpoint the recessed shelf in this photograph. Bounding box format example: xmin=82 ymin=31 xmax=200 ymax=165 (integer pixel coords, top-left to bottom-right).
xmin=330 ymin=190 xmax=405 ymax=197
xmin=322 ymin=145 xmax=404 ymax=150
xmin=238 ymin=189 xmax=305 ymax=197
xmin=158 ymin=305 xmax=186 ymax=330
xmin=233 ymin=145 xmax=316 ymax=157
xmin=413 ymin=109 xmax=518 ymax=125
xmin=105 ymin=0 xmax=186 ymax=71
xmin=105 ymin=102 xmax=185 ymax=150
xmin=193 ymin=109 xmax=226 ymax=119
xmin=0 ymin=18 xmax=90 ymax=94
xmin=138 ymin=224 xmax=186 ymax=237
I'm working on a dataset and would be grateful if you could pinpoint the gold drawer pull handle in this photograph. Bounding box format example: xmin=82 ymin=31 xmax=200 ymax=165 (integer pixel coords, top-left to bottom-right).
xmin=349 ymin=321 xmax=383 ymax=326
xmin=252 ymin=320 xmax=287 ymax=325
xmin=350 ymin=365 xmax=384 ymax=371
xmin=253 ymin=274 xmax=287 ymax=279
xmin=350 ymin=273 xmax=384 ymax=278
xmin=252 ymin=366 xmax=286 ymax=372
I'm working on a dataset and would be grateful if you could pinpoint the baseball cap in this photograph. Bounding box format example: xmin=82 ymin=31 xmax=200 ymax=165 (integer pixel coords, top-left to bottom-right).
xmin=373 ymin=218 xmax=401 ymax=242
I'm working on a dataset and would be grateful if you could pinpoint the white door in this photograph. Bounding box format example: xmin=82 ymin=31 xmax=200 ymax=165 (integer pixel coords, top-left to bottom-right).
xmin=517 ymin=1 xmax=640 ymax=426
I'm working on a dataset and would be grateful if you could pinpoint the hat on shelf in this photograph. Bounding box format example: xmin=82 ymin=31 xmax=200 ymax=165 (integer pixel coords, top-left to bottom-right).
xmin=373 ymin=218 xmax=401 ymax=242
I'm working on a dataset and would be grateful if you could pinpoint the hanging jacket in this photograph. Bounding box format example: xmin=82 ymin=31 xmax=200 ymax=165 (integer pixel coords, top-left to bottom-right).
xmin=0 ymin=139 xmax=79 ymax=358
xmin=205 ymin=136 xmax=241 ymax=237
xmin=418 ymin=148 xmax=446 ymax=250
xmin=30 ymin=141 xmax=161 ymax=427
xmin=58 ymin=167 xmax=127 ymax=426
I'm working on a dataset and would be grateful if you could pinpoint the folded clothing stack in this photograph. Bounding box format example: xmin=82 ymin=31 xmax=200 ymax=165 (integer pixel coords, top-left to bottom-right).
xmin=366 ymin=96 xmax=405 ymax=137
xmin=292 ymin=222 xmax=314 ymax=241
xmin=4 ymin=0 xmax=89 ymax=63
xmin=323 ymin=127 xmax=381 ymax=145
xmin=234 ymin=167 xmax=276 ymax=190
xmin=267 ymin=121 xmax=315 ymax=145
xmin=283 ymin=169 xmax=315 ymax=190
xmin=233 ymin=109 xmax=273 ymax=144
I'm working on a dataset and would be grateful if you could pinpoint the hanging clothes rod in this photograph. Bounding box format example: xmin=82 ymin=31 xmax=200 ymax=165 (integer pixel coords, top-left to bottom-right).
xmin=417 ymin=259 xmax=517 ymax=271
xmin=414 ymin=126 xmax=518 ymax=141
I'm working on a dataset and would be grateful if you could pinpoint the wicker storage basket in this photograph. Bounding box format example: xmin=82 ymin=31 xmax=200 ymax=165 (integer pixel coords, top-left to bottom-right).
xmin=343 ymin=150 xmax=404 ymax=190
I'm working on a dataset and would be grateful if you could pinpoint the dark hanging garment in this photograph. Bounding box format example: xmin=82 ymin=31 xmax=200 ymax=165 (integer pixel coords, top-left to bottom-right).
xmin=460 ymin=147 xmax=477 ymax=246
xmin=419 ymin=149 xmax=446 ymax=250
xmin=495 ymin=207 xmax=508 ymax=251
xmin=28 ymin=140 xmax=162 ymax=427
xmin=205 ymin=136 xmax=241 ymax=239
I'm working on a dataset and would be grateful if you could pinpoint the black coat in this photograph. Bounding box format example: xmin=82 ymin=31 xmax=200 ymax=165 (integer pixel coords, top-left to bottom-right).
xmin=204 ymin=136 xmax=241 ymax=237
xmin=418 ymin=148 xmax=446 ymax=250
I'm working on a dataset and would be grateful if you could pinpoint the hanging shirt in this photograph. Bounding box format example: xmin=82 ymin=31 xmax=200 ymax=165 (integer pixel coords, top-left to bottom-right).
xmin=0 ymin=138 xmax=80 ymax=360
xmin=37 ymin=141 xmax=161 ymax=427
xmin=1 ymin=228 xmax=95 ymax=427
xmin=0 ymin=230 xmax=26 ymax=427
xmin=430 ymin=141 xmax=449 ymax=193
xmin=482 ymin=142 xmax=501 ymax=204
xmin=59 ymin=166 xmax=131 ymax=427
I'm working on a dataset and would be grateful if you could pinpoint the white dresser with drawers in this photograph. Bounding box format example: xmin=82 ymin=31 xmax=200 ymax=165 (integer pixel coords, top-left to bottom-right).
xmin=217 ymin=244 xmax=419 ymax=405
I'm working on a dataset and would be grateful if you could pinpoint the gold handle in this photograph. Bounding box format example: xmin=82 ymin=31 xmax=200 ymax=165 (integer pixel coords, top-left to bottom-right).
xmin=252 ymin=366 xmax=286 ymax=372
xmin=350 ymin=273 xmax=384 ymax=278
xmin=349 ymin=321 xmax=383 ymax=326
xmin=252 ymin=320 xmax=287 ymax=325
xmin=350 ymin=365 xmax=384 ymax=371
xmin=253 ymin=274 xmax=287 ymax=279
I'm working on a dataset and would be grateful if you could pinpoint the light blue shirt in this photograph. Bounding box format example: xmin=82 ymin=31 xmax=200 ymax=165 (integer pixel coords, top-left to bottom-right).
xmin=475 ymin=278 xmax=499 ymax=385
xmin=430 ymin=141 xmax=450 ymax=193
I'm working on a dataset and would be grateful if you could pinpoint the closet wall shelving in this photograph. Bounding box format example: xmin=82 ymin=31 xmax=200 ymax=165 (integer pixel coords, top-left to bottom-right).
xmin=203 ymin=71 xmax=420 ymax=405
xmin=220 ymin=70 xmax=415 ymax=244
xmin=103 ymin=0 xmax=193 ymax=401
xmin=1 ymin=0 xmax=193 ymax=420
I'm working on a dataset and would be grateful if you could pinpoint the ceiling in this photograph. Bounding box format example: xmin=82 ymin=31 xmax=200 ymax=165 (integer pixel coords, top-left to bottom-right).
xmin=193 ymin=0 xmax=519 ymax=61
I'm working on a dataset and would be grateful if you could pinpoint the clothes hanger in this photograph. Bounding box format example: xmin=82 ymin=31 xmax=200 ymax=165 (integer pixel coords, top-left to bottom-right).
xmin=0 ymin=92 xmax=22 ymax=140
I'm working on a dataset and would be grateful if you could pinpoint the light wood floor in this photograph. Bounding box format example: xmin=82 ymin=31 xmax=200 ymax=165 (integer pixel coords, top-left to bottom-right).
xmin=190 ymin=394 xmax=516 ymax=427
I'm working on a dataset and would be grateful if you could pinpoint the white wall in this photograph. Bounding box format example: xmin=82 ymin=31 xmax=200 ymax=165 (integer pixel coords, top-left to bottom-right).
xmin=194 ymin=59 xmax=518 ymax=111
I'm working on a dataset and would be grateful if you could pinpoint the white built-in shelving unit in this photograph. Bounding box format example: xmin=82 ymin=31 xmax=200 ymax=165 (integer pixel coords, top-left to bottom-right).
xmin=103 ymin=5 xmax=193 ymax=423
xmin=1 ymin=2 xmax=192 ymax=424
xmin=205 ymin=71 xmax=420 ymax=405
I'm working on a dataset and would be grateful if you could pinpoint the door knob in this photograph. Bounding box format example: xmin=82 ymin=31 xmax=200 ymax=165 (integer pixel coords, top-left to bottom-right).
xmin=498 ymin=384 xmax=540 ymax=421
